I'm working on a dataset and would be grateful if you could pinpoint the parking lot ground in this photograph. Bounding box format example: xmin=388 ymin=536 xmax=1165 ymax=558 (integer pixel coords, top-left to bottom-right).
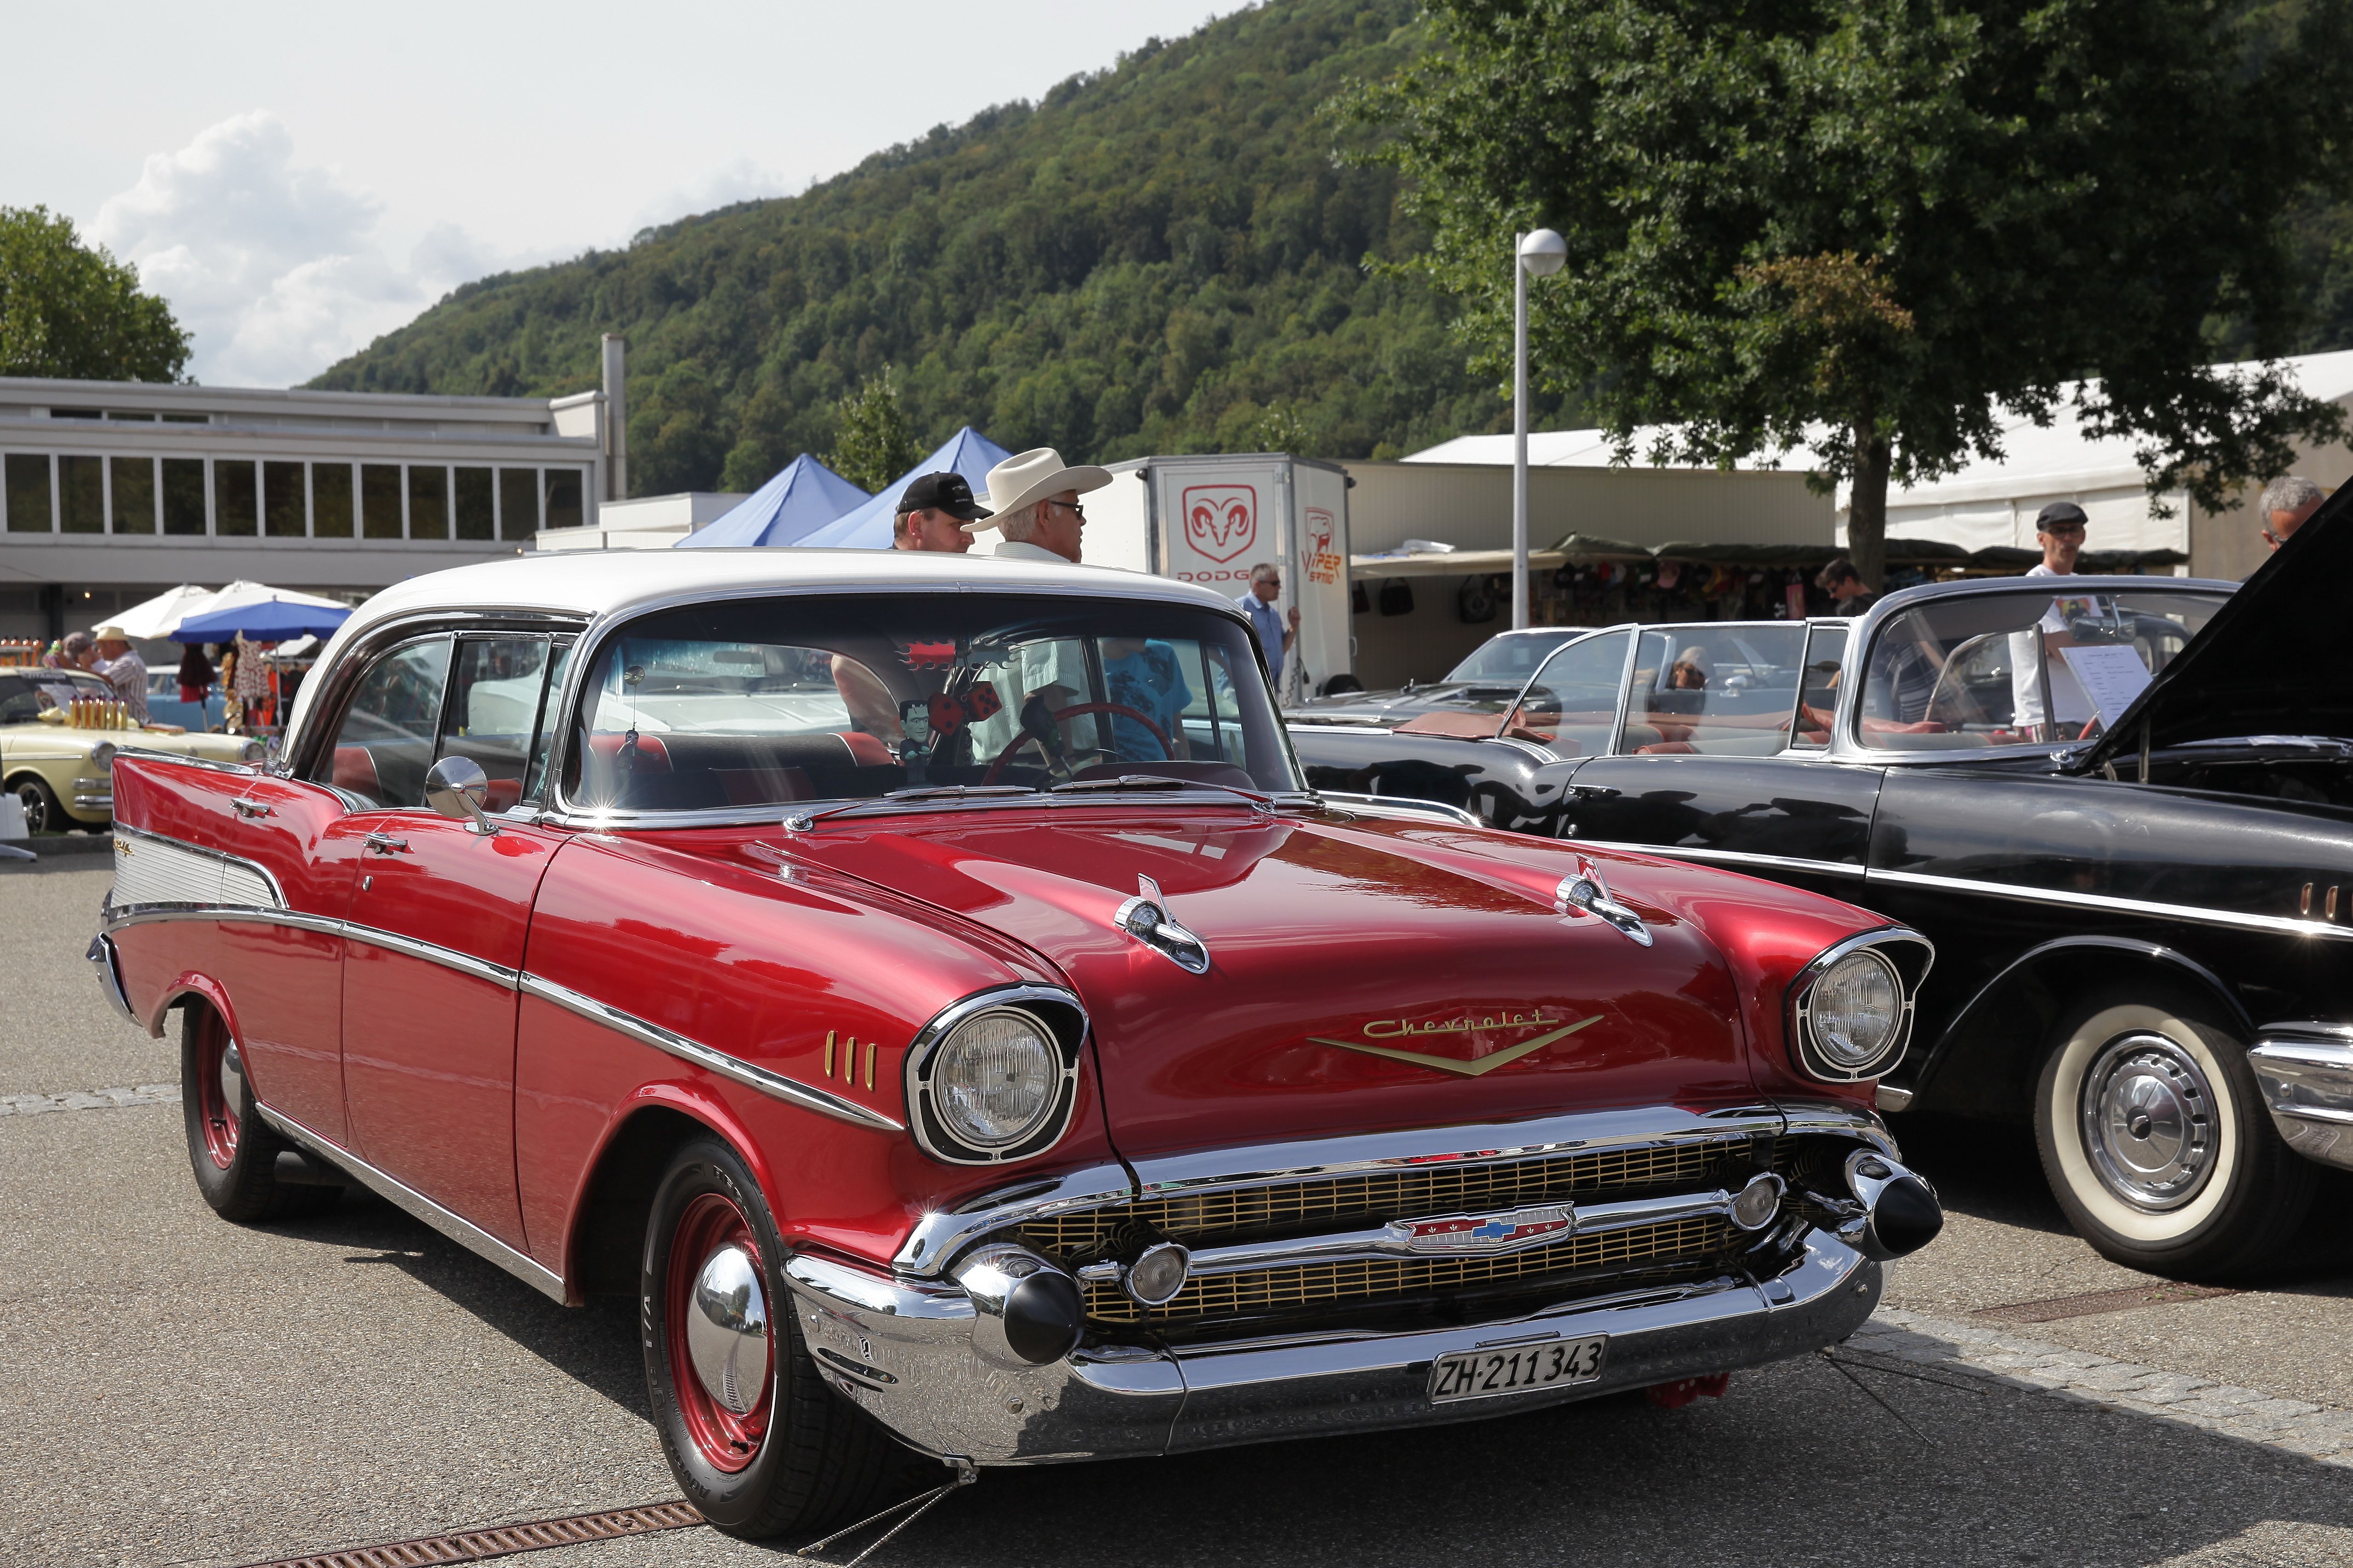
xmin=7 ymin=855 xmax=2353 ymax=1567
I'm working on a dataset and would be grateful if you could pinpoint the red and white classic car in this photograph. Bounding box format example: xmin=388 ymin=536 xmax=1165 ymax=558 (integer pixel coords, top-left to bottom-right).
xmin=91 ymin=551 xmax=1943 ymax=1539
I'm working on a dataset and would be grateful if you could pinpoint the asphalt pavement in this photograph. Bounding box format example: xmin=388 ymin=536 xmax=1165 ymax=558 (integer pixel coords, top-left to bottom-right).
xmin=6 ymin=855 xmax=2352 ymax=1568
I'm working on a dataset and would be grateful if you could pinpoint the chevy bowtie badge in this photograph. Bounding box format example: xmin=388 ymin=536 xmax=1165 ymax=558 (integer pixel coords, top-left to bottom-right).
xmin=1309 ymin=1012 xmax=1604 ymax=1077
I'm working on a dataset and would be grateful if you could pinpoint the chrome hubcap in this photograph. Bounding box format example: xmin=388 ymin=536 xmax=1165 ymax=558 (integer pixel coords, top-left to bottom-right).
xmin=685 ymin=1245 xmax=768 ymax=1415
xmin=218 ymin=1042 xmax=244 ymax=1118
xmin=2080 ymin=1033 xmax=2216 ymax=1210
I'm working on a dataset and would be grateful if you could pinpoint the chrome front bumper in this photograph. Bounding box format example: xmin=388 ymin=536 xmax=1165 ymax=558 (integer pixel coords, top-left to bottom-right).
xmin=2249 ymin=1025 xmax=2353 ymax=1173
xmin=784 ymin=1229 xmax=1879 ymax=1466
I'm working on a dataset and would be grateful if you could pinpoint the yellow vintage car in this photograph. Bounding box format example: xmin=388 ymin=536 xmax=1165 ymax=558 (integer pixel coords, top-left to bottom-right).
xmin=1 ymin=666 xmax=260 ymax=833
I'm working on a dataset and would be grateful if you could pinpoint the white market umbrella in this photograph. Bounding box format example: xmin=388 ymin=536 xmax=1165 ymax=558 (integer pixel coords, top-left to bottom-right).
xmin=104 ymin=584 xmax=216 ymax=640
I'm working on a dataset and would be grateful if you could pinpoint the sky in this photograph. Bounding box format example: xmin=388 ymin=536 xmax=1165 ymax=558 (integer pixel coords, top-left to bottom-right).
xmin=5 ymin=1 xmax=1230 ymax=390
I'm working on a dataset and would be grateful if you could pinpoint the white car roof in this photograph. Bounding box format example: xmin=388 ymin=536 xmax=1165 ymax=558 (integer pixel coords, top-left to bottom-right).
xmin=287 ymin=546 xmax=1238 ymax=750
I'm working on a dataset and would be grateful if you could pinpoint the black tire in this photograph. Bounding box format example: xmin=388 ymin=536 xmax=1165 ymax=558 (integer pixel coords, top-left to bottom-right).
xmin=180 ymin=1003 xmax=340 ymax=1223
xmin=640 ymin=1138 xmax=905 ymax=1540
xmin=2032 ymin=986 xmax=2313 ymax=1280
xmin=11 ymin=774 xmax=62 ymax=836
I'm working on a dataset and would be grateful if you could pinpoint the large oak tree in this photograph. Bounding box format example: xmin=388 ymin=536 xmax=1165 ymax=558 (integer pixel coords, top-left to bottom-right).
xmin=1349 ymin=0 xmax=2353 ymax=586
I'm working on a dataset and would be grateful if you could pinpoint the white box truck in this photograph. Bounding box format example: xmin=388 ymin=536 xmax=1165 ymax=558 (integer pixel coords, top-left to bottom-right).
xmin=1081 ymin=453 xmax=1353 ymax=703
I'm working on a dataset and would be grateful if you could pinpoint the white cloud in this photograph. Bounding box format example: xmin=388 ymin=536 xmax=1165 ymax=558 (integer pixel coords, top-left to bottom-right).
xmin=92 ymin=111 xmax=503 ymax=387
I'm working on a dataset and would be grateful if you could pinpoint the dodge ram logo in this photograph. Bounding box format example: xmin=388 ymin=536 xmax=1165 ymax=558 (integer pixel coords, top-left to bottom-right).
xmin=1183 ymin=484 xmax=1258 ymax=564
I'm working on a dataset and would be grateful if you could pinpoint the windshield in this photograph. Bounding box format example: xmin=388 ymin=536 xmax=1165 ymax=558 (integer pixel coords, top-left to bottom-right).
xmin=1858 ymin=588 xmax=2226 ymax=751
xmin=1443 ymin=631 xmax=1583 ymax=685
xmin=0 ymin=670 xmax=109 ymax=723
xmin=563 ymin=592 xmax=1300 ymax=813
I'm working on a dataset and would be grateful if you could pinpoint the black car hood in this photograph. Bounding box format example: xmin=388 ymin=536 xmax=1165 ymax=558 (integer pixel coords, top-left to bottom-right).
xmin=2082 ymin=500 xmax=2347 ymax=768
xmin=1286 ymin=682 xmax=1523 ymax=727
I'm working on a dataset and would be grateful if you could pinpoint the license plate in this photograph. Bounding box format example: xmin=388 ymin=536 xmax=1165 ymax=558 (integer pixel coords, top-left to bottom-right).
xmin=1427 ymin=1334 xmax=1608 ymax=1404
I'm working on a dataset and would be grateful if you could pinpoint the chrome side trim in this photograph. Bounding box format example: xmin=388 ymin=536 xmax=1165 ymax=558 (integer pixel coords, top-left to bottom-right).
xmin=1865 ymin=866 xmax=2353 ymax=942
xmin=254 ymin=1102 xmax=566 ymax=1303
xmin=113 ymin=745 xmax=261 ymax=777
xmin=111 ymin=823 xmax=286 ymax=909
xmin=342 ymin=922 xmax=518 ymax=990
xmin=85 ymin=933 xmax=138 ymax=1027
xmin=1571 ymin=839 xmax=1869 ymax=880
xmin=1320 ymin=791 xmax=1486 ymax=829
xmin=2248 ymin=1026 xmax=2353 ymax=1173
xmin=102 ymin=903 xmax=345 ymax=936
xmin=515 ymin=972 xmax=903 ymax=1133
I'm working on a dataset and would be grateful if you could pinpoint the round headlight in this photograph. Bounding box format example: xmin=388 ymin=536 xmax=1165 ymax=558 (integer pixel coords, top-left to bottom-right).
xmin=931 ymin=1009 xmax=1060 ymax=1150
xmin=241 ymin=739 xmax=266 ymax=763
xmin=90 ymin=741 xmax=116 ymax=771
xmin=1800 ymin=948 xmax=1905 ymax=1078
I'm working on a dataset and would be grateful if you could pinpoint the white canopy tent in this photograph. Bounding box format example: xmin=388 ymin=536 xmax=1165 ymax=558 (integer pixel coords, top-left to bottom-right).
xmin=101 ymin=580 xmax=352 ymax=643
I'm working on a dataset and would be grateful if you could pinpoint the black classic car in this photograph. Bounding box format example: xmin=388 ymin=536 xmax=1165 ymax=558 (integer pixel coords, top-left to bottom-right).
xmin=1289 ymin=627 xmax=1588 ymax=727
xmin=1292 ymin=513 xmax=2353 ymax=1280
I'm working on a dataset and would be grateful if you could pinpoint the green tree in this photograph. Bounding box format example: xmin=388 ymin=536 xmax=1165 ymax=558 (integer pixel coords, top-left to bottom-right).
xmin=825 ymin=368 xmax=923 ymax=491
xmin=1348 ymin=0 xmax=2353 ymax=588
xmin=0 ymin=206 xmax=190 ymax=383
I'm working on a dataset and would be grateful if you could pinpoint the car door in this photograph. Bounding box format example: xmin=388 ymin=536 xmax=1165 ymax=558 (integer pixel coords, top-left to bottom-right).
xmin=311 ymin=629 xmax=572 ymax=1247
xmin=1563 ymin=622 xmax=1888 ymax=901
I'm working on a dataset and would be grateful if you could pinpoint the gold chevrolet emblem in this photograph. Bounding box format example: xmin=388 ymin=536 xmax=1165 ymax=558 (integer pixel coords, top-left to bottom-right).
xmin=1309 ymin=1013 xmax=1605 ymax=1078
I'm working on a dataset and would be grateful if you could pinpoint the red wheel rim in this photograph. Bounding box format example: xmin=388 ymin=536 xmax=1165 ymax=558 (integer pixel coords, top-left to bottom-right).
xmin=193 ymin=1012 xmax=241 ymax=1170
xmin=665 ymin=1192 xmax=773 ymax=1473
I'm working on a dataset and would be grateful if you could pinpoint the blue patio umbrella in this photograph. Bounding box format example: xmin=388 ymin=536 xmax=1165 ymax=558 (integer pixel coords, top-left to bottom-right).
xmin=675 ymin=453 xmax=871 ymax=548
xmin=171 ymin=598 xmax=353 ymax=644
xmin=792 ymin=427 xmax=1014 ymax=550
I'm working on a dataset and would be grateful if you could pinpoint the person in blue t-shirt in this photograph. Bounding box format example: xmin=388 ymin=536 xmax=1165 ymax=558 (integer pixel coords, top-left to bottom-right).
xmin=1099 ymin=638 xmax=1192 ymax=762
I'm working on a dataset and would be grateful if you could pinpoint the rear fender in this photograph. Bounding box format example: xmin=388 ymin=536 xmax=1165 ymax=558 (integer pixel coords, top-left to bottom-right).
xmin=150 ymin=973 xmax=236 ymax=1046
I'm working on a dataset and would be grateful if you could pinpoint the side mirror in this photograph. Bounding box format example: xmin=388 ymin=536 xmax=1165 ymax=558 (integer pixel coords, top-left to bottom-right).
xmin=424 ymin=755 xmax=499 ymax=836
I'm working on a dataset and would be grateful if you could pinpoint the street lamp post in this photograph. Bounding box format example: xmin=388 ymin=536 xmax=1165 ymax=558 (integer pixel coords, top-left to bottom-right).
xmin=1513 ymin=229 xmax=1568 ymax=630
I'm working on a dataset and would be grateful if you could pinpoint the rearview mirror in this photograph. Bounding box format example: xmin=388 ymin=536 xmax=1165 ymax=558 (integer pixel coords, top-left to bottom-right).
xmin=424 ymin=755 xmax=499 ymax=836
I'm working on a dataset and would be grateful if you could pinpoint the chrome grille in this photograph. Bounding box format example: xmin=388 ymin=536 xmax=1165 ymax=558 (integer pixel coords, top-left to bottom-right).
xmin=1085 ymin=1215 xmax=1734 ymax=1324
xmin=1018 ymin=1136 xmax=1750 ymax=1257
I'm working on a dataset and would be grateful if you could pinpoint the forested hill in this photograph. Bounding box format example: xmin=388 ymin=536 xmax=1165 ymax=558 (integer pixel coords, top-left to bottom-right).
xmin=307 ymin=0 xmax=1534 ymax=495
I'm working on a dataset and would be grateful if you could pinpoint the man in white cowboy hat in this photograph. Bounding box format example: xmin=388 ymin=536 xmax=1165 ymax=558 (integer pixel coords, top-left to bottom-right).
xmin=969 ymin=446 xmax=1111 ymax=564
xmin=90 ymin=624 xmax=150 ymax=724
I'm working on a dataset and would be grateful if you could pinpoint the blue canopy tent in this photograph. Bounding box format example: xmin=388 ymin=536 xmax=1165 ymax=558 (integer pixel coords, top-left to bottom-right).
xmin=792 ymin=427 xmax=1014 ymax=550
xmin=171 ymin=598 xmax=353 ymax=643
xmin=676 ymin=454 xmax=871 ymax=548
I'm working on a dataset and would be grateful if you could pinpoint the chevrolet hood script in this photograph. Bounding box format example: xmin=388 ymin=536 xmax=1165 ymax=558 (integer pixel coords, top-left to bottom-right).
xmin=1309 ymin=1011 xmax=1604 ymax=1078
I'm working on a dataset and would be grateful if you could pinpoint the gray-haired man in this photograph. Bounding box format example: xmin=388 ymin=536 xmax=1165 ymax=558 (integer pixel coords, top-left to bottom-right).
xmin=2259 ymin=475 xmax=2326 ymax=552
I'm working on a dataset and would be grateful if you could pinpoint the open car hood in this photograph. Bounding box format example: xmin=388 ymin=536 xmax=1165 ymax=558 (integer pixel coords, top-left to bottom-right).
xmin=788 ymin=810 xmax=1762 ymax=1158
xmin=2081 ymin=503 xmax=2345 ymax=769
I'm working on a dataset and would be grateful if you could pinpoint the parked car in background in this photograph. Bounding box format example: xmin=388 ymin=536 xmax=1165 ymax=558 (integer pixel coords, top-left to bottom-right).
xmin=1290 ymin=520 xmax=2353 ymax=1280
xmin=0 ymin=666 xmax=259 ymax=832
xmin=145 ymin=668 xmax=226 ymax=734
xmin=1287 ymin=626 xmax=1592 ymax=729
xmin=96 ymin=549 xmax=1941 ymax=1540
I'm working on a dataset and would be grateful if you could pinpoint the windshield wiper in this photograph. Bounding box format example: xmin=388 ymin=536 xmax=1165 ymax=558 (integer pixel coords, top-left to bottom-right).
xmin=784 ymin=784 xmax=1038 ymax=832
xmin=1046 ymin=774 xmax=1279 ymax=814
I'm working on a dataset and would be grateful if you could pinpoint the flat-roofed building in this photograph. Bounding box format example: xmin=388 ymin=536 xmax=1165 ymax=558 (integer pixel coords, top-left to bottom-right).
xmin=0 ymin=375 xmax=616 ymax=641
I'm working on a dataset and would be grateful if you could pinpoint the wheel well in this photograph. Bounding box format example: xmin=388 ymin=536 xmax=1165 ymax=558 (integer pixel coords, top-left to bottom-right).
xmin=1913 ymin=940 xmax=2247 ymax=1123
xmin=566 ymin=1106 xmax=708 ymax=1298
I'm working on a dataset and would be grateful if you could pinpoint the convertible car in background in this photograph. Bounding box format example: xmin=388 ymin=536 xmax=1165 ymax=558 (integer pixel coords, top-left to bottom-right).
xmin=95 ymin=549 xmax=1940 ymax=1540
xmin=1291 ymin=510 xmax=2353 ymax=1280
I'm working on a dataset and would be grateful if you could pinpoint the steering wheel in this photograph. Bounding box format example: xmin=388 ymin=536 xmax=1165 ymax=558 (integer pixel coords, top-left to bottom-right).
xmin=982 ymin=702 xmax=1174 ymax=784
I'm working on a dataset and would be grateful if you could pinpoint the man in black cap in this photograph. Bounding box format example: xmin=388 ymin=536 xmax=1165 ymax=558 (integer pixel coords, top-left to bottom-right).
xmin=892 ymin=472 xmax=989 ymax=553
xmin=2011 ymin=501 xmax=2094 ymax=735
xmin=2029 ymin=501 xmax=2088 ymax=576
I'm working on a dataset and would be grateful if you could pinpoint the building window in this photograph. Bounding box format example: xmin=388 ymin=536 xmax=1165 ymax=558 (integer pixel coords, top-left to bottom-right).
xmin=59 ymin=455 xmax=103 ymax=534
xmin=499 ymin=468 xmax=539 ymax=540
xmin=455 ymin=466 xmax=494 ymax=541
xmin=544 ymin=467 xmax=583 ymax=530
xmin=265 ymin=461 xmax=306 ymax=537
xmin=408 ymin=465 xmax=449 ymax=540
xmin=362 ymin=464 xmax=402 ymax=538
xmin=111 ymin=457 xmax=156 ymax=534
xmin=161 ymin=458 xmax=206 ymax=535
xmin=313 ymin=463 xmax=354 ymax=539
xmin=215 ymin=460 xmax=259 ymax=536
xmin=4 ymin=454 xmax=51 ymax=532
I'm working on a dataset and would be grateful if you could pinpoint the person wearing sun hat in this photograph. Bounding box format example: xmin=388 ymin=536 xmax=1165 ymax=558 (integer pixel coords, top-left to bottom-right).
xmin=90 ymin=624 xmax=150 ymax=724
xmin=969 ymin=446 xmax=1112 ymax=564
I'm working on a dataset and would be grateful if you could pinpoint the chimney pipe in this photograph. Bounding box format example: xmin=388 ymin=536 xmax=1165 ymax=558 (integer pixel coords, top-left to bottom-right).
xmin=601 ymin=334 xmax=628 ymax=501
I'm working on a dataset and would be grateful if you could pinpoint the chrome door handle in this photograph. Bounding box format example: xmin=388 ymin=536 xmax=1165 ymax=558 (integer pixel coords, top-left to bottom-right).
xmin=231 ymin=797 xmax=275 ymax=819
xmin=363 ymin=832 xmax=410 ymax=855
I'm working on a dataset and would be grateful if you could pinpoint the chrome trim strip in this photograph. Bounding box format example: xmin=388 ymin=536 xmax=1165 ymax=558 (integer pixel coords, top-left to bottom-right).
xmin=2248 ymin=1031 xmax=2353 ymax=1173
xmin=85 ymin=933 xmax=138 ymax=1027
xmin=1572 ymin=839 xmax=1868 ymax=879
xmin=1865 ymin=866 xmax=2353 ymax=942
xmin=515 ymin=971 xmax=903 ymax=1133
xmin=1320 ymin=791 xmax=1486 ymax=829
xmin=113 ymin=745 xmax=260 ymax=777
xmin=342 ymin=922 xmax=518 ymax=990
xmin=903 ymin=984 xmax=1090 ymax=1166
xmin=1283 ymin=722 xmax=1401 ymax=735
xmin=254 ymin=1103 xmax=566 ymax=1303
xmin=112 ymin=823 xmax=288 ymax=907
xmin=894 ymin=1164 xmax=1138 ymax=1275
xmin=101 ymin=903 xmax=345 ymax=936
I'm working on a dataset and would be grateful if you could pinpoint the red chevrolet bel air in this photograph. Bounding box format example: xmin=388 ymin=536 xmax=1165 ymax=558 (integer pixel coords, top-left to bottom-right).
xmin=91 ymin=551 xmax=1942 ymax=1539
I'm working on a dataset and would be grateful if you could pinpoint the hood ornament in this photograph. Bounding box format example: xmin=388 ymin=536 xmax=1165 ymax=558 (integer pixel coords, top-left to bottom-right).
xmin=1114 ymin=874 xmax=1210 ymax=975
xmin=1556 ymin=857 xmax=1652 ymax=947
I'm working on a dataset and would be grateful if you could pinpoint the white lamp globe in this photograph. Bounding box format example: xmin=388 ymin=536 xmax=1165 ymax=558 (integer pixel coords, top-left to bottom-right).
xmin=1518 ymin=229 xmax=1569 ymax=277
